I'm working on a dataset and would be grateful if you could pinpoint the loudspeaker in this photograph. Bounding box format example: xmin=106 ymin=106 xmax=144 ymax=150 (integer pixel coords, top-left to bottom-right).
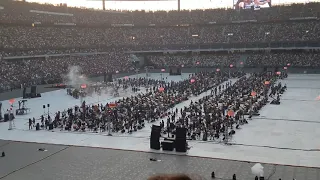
xmin=150 ymin=125 xmax=161 ymax=150
xmin=49 ymin=124 xmax=53 ymax=130
xmin=36 ymin=123 xmax=40 ymax=130
xmin=150 ymin=140 xmax=160 ymax=150
xmin=177 ymin=68 xmax=181 ymax=75
xmin=3 ymin=113 xmax=14 ymax=122
xmin=31 ymin=86 xmax=37 ymax=94
xmin=161 ymin=140 xmax=174 ymax=151
xmin=104 ymin=72 xmax=107 ymax=83
xmin=176 ymin=127 xmax=187 ymax=140
xmin=175 ymin=127 xmax=187 ymax=152
xmin=151 ymin=125 xmax=161 ymax=139
xmin=0 ymin=102 xmax=2 ymax=120
xmin=23 ymin=87 xmax=27 ymax=98
xmin=107 ymin=73 xmax=113 ymax=82
xmin=4 ymin=114 xmax=9 ymax=122
xmin=175 ymin=139 xmax=187 ymax=152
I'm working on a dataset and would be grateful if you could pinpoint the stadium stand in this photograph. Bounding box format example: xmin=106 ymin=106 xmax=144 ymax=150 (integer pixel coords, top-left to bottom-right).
xmin=0 ymin=0 xmax=319 ymax=91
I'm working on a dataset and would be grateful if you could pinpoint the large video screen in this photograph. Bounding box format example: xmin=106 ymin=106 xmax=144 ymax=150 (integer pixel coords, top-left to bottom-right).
xmin=234 ymin=0 xmax=271 ymax=9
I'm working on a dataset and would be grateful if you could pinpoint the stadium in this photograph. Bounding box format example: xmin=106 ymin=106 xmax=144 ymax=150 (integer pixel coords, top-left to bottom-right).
xmin=0 ymin=0 xmax=320 ymax=179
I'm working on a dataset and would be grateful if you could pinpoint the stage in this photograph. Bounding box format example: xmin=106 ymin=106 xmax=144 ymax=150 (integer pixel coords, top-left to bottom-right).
xmin=0 ymin=73 xmax=320 ymax=168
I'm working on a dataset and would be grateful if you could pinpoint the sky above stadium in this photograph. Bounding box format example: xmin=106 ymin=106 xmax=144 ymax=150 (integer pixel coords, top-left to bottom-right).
xmin=26 ymin=0 xmax=318 ymax=11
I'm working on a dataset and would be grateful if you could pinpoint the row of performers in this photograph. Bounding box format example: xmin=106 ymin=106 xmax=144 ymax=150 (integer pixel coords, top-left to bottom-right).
xmin=67 ymin=89 xmax=86 ymax=99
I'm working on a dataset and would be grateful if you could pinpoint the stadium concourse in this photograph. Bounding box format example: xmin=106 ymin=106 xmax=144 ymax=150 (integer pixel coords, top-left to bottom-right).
xmin=0 ymin=0 xmax=320 ymax=179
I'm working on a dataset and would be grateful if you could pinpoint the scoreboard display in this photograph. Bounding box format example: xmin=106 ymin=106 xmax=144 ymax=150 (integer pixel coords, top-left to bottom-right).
xmin=234 ymin=0 xmax=271 ymax=9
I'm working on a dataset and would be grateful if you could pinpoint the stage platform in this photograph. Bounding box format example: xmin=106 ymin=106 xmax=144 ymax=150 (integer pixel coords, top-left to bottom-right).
xmin=0 ymin=139 xmax=319 ymax=180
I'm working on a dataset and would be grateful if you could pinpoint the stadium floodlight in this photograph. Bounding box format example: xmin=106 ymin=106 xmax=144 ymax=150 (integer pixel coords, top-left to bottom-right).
xmin=265 ymin=32 xmax=270 ymax=35
xmin=227 ymin=33 xmax=233 ymax=36
xmin=192 ymin=34 xmax=199 ymax=37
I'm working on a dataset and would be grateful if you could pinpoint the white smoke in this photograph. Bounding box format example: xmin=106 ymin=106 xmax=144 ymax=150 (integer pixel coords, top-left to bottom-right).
xmin=251 ymin=163 xmax=264 ymax=177
xmin=64 ymin=66 xmax=90 ymax=88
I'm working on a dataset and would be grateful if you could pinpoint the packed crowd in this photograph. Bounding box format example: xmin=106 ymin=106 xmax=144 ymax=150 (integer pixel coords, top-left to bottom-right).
xmin=0 ymin=1 xmax=319 ymax=92
xmin=0 ymin=0 xmax=319 ymax=24
xmin=164 ymin=72 xmax=286 ymax=141
xmin=0 ymin=21 xmax=319 ymax=52
xmin=0 ymin=52 xmax=131 ymax=91
xmin=1 ymin=51 xmax=318 ymax=92
xmin=30 ymin=71 xmax=244 ymax=134
xmin=149 ymin=52 xmax=320 ymax=67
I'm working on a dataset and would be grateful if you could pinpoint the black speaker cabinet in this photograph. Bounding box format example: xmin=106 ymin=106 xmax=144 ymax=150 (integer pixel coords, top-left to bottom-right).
xmin=49 ymin=124 xmax=53 ymax=130
xmin=4 ymin=114 xmax=9 ymax=122
xmin=151 ymin=125 xmax=161 ymax=139
xmin=175 ymin=139 xmax=187 ymax=152
xmin=176 ymin=127 xmax=187 ymax=140
xmin=150 ymin=139 xmax=160 ymax=150
xmin=161 ymin=140 xmax=174 ymax=151
xmin=22 ymin=87 xmax=27 ymax=98
xmin=4 ymin=113 xmax=14 ymax=122
xmin=104 ymin=72 xmax=107 ymax=82
xmin=150 ymin=125 xmax=161 ymax=150
xmin=31 ymin=86 xmax=37 ymax=94
xmin=36 ymin=123 xmax=40 ymax=131
xmin=107 ymin=73 xmax=113 ymax=82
